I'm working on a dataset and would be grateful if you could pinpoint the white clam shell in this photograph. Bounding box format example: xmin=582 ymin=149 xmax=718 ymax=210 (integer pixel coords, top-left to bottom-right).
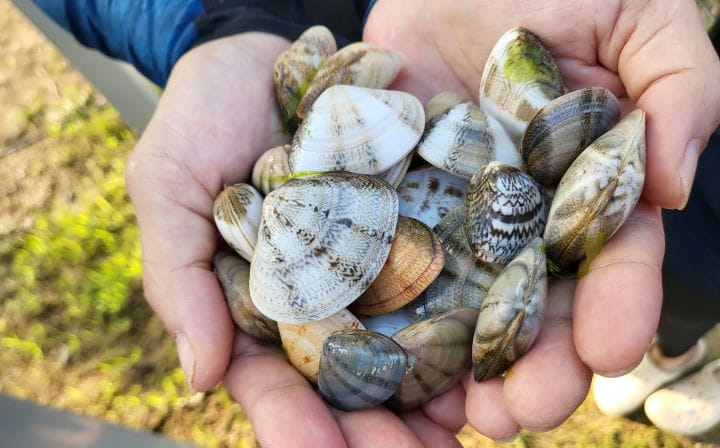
xmin=397 ymin=166 xmax=469 ymax=228
xmin=377 ymin=152 xmax=413 ymax=189
xmin=213 ymin=184 xmax=263 ymax=262
xmin=358 ymin=307 xmax=413 ymax=338
xmin=251 ymin=144 xmax=292 ymax=196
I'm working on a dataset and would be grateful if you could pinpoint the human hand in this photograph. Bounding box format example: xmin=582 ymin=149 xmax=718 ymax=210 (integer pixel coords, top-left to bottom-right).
xmin=364 ymin=0 xmax=720 ymax=440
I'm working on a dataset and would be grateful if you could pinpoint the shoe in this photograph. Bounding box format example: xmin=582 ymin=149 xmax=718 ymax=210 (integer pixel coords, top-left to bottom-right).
xmin=644 ymin=358 xmax=720 ymax=440
xmin=592 ymin=339 xmax=705 ymax=416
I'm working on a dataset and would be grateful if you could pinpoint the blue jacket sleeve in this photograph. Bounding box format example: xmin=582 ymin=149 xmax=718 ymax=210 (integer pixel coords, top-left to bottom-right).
xmin=33 ymin=0 xmax=204 ymax=86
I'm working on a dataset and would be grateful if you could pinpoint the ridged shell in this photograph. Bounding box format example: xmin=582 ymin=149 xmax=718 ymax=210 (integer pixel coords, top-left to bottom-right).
xmin=318 ymin=329 xmax=407 ymax=410
xmin=417 ymin=101 xmax=521 ymax=180
xmin=290 ymin=85 xmax=424 ymax=175
xmin=473 ymin=238 xmax=547 ymax=381
xmin=213 ymin=183 xmax=263 ymax=262
xmin=377 ymin=152 xmax=413 ymax=189
xmin=351 ymin=217 xmax=444 ymax=316
xmin=251 ymin=144 xmax=292 ymax=196
xmin=479 ymin=27 xmax=567 ymax=141
xmin=522 ymin=87 xmax=621 ymax=186
xmin=544 ymin=109 xmax=646 ymax=268
xmin=249 ymin=172 xmax=399 ymax=323
xmin=406 ymin=206 xmax=503 ymax=322
xmin=389 ymin=308 xmax=478 ymax=411
xmin=465 ymin=162 xmax=548 ymax=264
xmin=359 ymin=308 xmax=413 ymax=338
xmin=397 ymin=166 xmax=469 ymax=228
xmin=425 ymin=92 xmax=467 ymax=123
xmin=296 ymin=43 xmax=403 ymax=118
xmin=278 ymin=309 xmax=364 ymax=384
xmin=214 ymin=251 xmax=280 ymax=345
xmin=273 ymin=26 xmax=336 ymax=128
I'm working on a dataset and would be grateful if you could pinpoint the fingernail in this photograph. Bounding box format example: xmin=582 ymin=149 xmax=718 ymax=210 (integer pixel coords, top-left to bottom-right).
xmin=677 ymin=138 xmax=701 ymax=210
xmin=595 ymin=364 xmax=635 ymax=378
xmin=494 ymin=433 xmax=520 ymax=444
xmin=176 ymin=333 xmax=196 ymax=394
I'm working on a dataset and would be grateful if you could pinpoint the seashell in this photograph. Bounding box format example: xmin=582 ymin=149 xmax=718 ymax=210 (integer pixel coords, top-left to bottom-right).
xmin=465 ymin=162 xmax=548 ymax=264
xmin=318 ymin=329 xmax=407 ymax=410
xmin=522 ymin=87 xmax=621 ymax=186
xmin=295 ymin=43 xmax=403 ymax=119
xmin=214 ymin=251 xmax=280 ymax=345
xmin=377 ymin=152 xmax=413 ymax=189
xmin=472 ymin=237 xmax=547 ymax=381
xmin=359 ymin=307 xmax=413 ymax=338
xmin=250 ymin=172 xmax=399 ymax=323
xmin=351 ymin=217 xmax=444 ymax=316
xmin=389 ymin=308 xmax=478 ymax=411
xmin=417 ymin=100 xmax=521 ymax=180
xmin=289 ymin=85 xmax=424 ymax=175
xmin=278 ymin=309 xmax=364 ymax=384
xmin=406 ymin=206 xmax=504 ymax=322
xmin=479 ymin=27 xmax=567 ymax=141
xmin=425 ymin=92 xmax=468 ymax=123
xmin=251 ymin=144 xmax=292 ymax=196
xmin=213 ymin=183 xmax=264 ymax=262
xmin=544 ymin=109 xmax=646 ymax=269
xmin=397 ymin=166 xmax=469 ymax=228
xmin=273 ymin=26 xmax=336 ymax=128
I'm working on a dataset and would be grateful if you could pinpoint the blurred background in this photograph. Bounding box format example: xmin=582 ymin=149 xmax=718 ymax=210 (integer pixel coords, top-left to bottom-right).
xmin=1 ymin=0 xmax=719 ymax=446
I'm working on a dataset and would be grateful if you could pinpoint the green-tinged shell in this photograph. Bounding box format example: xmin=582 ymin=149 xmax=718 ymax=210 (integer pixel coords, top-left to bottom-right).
xmin=251 ymin=144 xmax=292 ymax=196
xmin=522 ymin=87 xmax=621 ymax=186
xmin=472 ymin=237 xmax=547 ymax=381
xmin=544 ymin=109 xmax=646 ymax=269
xmin=213 ymin=183 xmax=264 ymax=262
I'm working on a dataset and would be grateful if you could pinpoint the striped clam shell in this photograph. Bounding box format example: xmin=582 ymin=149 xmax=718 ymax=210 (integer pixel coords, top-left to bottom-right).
xmin=251 ymin=144 xmax=292 ymax=196
xmin=249 ymin=172 xmax=399 ymax=323
xmin=397 ymin=166 xmax=469 ymax=229
xmin=465 ymin=162 xmax=548 ymax=264
xmin=213 ymin=183 xmax=263 ymax=262
xmin=544 ymin=109 xmax=646 ymax=269
xmin=290 ymin=85 xmax=424 ymax=175
xmin=318 ymin=329 xmax=407 ymax=411
xmin=473 ymin=237 xmax=547 ymax=381
xmin=377 ymin=152 xmax=413 ymax=189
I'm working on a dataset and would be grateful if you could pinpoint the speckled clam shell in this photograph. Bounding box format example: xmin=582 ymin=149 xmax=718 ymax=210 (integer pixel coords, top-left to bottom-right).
xmin=425 ymin=92 xmax=468 ymax=123
xmin=544 ymin=109 xmax=646 ymax=269
xmin=397 ymin=166 xmax=469 ymax=228
xmin=318 ymin=329 xmax=407 ymax=411
xmin=273 ymin=26 xmax=336 ymax=127
xmin=278 ymin=309 xmax=364 ymax=384
xmin=406 ymin=206 xmax=504 ymax=322
xmin=214 ymin=251 xmax=280 ymax=345
xmin=472 ymin=238 xmax=547 ymax=381
xmin=351 ymin=217 xmax=444 ymax=316
xmin=251 ymin=144 xmax=292 ymax=196
xmin=359 ymin=308 xmax=413 ymax=338
xmin=249 ymin=172 xmax=399 ymax=323
xmin=417 ymin=100 xmax=521 ymax=180
xmin=522 ymin=87 xmax=621 ymax=186
xmin=213 ymin=183 xmax=264 ymax=262
xmin=295 ymin=42 xmax=403 ymax=119
xmin=465 ymin=162 xmax=548 ymax=264
xmin=389 ymin=308 xmax=478 ymax=411
xmin=479 ymin=27 xmax=567 ymax=141
xmin=377 ymin=152 xmax=413 ymax=188
xmin=290 ymin=85 xmax=424 ymax=175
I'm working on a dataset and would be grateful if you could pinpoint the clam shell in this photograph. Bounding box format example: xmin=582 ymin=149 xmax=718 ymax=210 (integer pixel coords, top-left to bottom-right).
xmin=522 ymin=87 xmax=621 ymax=186
xmin=273 ymin=26 xmax=336 ymax=128
xmin=406 ymin=206 xmax=503 ymax=322
xmin=296 ymin=43 xmax=403 ymax=119
xmin=214 ymin=251 xmax=280 ymax=345
xmin=278 ymin=309 xmax=364 ymax=384
xmin=359 ymin=308 xmax=413 ymax=338
xmin=290 ymin=85 xmax=424 ymax=175
xmin=472 ymin=237 xmax=547 ymax=381
xmin=417 ymin=101 xmax=521 ymax=180
xmin=351 ymin=217 xmax=444 ymax=316
xmin=544 ymin=109 xmax=646 ymax=269
xmin=251 ymin=144 xmax=292 ymax=196
xmin=318 ymin=329 xmax=407 ymax=410
xmin=425 ymin=92 xmax=468 ymax=123
xmin=479 ymin=27 xmax=567 ymax=141
xmin=465 ymin=162 xmax=548 ymax=264
xmin=249 ymin=172 xmax=399 ymax=323
xmin=389 ymin=308 xmax=478 ymax=411
xmin=213 ymin=183 xmax=263 ymax=262
xmin=377 ymin=152 xmax=413 ymax=189
xmin=397 ymin=166 xmax=469 ymax=228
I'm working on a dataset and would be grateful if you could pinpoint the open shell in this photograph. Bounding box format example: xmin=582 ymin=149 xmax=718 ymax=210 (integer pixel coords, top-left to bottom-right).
xmin=251 ymin=144 xmax=292 ymax=196
xmin=213 ymin=183 xmax=263 ymax=262
xmin=397 ymin=166 xmax=469 ymax=228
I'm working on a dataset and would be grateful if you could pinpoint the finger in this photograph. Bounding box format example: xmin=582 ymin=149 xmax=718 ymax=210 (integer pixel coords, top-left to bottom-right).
xmin=399 ymin=411 xmax=462 ymax=448
xmin=421 ymin=382 xmax=468 ymax=433
xmin=503 ymin=280 xmax=592 ymax=431
xmin=332 ymin=407 xmax=423 ymax=448
xmin=225 ymin=331 xmax=347 ymax=447
xmin=464 ymin=373 xmax=520 ymax=442
xmin=573 ymin=200 xmax=664 ymax=376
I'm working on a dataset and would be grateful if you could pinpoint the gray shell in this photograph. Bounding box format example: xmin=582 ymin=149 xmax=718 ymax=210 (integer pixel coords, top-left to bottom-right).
xmin=397 ymin=166 xmax=469 ymax=228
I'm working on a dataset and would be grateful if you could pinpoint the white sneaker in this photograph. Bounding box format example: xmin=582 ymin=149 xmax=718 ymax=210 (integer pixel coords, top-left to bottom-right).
xmin=644 ymin=358 xmax=720 ymax=440
xmin=592 ymin=339 xmax=705 ymax=416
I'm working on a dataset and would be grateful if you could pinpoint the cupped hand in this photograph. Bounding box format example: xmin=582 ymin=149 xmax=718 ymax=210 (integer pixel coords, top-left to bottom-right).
xmin=365 ymin=0 xmax=720 ymax=440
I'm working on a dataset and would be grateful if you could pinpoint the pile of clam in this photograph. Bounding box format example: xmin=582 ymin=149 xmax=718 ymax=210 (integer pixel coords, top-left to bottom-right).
xmin=212 ymin=26 xmax=646 ymax=411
